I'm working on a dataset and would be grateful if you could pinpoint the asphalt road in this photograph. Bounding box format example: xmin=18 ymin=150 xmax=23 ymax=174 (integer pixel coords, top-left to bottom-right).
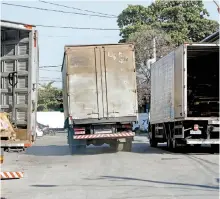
xmin=1 ymin=134 xmax=219 ymax=199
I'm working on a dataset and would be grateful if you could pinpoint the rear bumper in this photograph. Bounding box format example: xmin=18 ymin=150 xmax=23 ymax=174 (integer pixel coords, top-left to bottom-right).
xmin=73 ymin=132 xmax=135 ymax=140
xmin=186 ymin=139 xmax=220 ymax=145
xmin=0 ymin=141 xmax=32 ymax=148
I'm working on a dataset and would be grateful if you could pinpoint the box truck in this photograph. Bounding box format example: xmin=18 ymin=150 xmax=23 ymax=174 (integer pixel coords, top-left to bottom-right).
xmin=61 ymin=44 xmax=138 ymax=152
xmin=0 ymin=20 xmax=39 ymax=151
xmin=149 ymin=43 xmax=219 ymax=151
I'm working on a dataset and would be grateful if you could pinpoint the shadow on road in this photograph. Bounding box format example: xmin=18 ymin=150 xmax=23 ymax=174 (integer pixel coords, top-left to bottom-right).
xmin=25 ymin=145 xmax=71 ymax=156
xmin=89 ymin=175 xmax=219 ymax=190
xmin=132 ymin=142 xmax=219 ymax=155
xmin=25 ymin=143 xmax=219 ymax=156
xmin=25 ymin=144 xmax=116 ymax=156
xmin=31 ymin=185 xmax=58 ymax=187
xmin=131 ymin=143 xmax=172 ymax=154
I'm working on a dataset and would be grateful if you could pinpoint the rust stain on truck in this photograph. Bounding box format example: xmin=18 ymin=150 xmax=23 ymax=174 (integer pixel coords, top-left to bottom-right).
xmin=62 ymin=43 xmax=137 ymax=123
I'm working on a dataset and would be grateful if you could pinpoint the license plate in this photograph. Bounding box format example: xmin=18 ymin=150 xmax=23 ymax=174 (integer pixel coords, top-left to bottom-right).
xmin=190 ymin=130 xmax=202 ymax=135
xmin=94 ymin=129 xmax=112 ymax=134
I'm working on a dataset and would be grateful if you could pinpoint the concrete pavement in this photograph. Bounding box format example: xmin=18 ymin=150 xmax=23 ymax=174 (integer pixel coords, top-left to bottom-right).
xmin=1 ymin=133 xmax=219 ymax=199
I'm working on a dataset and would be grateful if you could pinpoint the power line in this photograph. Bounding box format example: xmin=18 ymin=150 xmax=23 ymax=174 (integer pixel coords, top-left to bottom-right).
xmin=40 ymin=69 xmax=61 ymax=72
xmin=36 ymin=24 xmax=119 ymax=30
xmin=39 ymin=65 xmax=62 ymax=68
xmin=39 ymin=80 xmax=62 ymax=82
xmin=39 ymin=77 xmax=62 ymax=80
xmin=2 ymin=2 xmax=116 ymax=18
xmin=38 ymin=0 xmax=117 ymax=18
xmin=40 ymin=76 xmax=61 ymax=78
xmin=41 ymin=34 xmax=118 ymax=38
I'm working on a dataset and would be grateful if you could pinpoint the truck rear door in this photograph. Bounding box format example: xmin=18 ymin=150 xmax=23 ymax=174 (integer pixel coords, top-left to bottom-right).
xmin=174 ymin=45 xmax=186 ymax=118
xmin=66 ymin=44 xmax=137 ymax=121
xmin=66 ymin=46 xmax=100 ymax=120
xmin=102 ymin=44 xmax=137 ymax=118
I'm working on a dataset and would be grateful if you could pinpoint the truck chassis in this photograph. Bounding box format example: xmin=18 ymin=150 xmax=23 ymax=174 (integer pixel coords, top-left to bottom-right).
xmin=149 ymin=120 xmax=219 ymax=152
xmin=66 ymin=118 xmax=135 ymax=152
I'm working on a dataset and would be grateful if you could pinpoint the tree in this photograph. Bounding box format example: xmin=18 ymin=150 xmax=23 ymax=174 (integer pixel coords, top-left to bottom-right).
xmin=37 ymin=82 xmax=62 ymax=111
xmin=128 ymin=26 xmax=175 ymax=105
xmin=118 ymin=1 xmax=219 ymax=44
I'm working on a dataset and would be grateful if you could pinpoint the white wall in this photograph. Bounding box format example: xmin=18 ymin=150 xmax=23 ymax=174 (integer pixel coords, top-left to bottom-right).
xmin=132 ymin=113 xmax=149 ymax=131
xmin=37 ymin=112 xmax=64 ymax=128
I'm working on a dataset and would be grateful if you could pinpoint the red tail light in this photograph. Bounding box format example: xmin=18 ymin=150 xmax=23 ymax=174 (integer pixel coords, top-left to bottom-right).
xmin=74 ymin=128 xmax=85 ymax=135
xmin=122 ymin=124 xmax=132 ymax=129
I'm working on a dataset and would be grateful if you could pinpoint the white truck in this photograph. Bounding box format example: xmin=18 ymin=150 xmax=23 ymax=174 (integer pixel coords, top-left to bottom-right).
xmin=149 ymin=43 xmax=219 ymax=151
xmin=0 ymin=20 xmax=39 ymax=151
xmin=61 ymin=44 xmax=138 ymax=152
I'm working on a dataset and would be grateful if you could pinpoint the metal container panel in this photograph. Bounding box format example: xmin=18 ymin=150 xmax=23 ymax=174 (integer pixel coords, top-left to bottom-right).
xmin=150 ymin=43 xmax=219 ymax=124
xmin=174 ymin=45 xmax=185 ymax=119
xmin=103 ymin=45 xmax=137 ymax=118
xmin=65 ymin=46 xmax=100 ymax=120
xmin=62 ymin=44 xmax=138 ymax=122
xmin=150 ymin=51 xmax=175 ymax=124
xmin=0 ymin=20 xmax=39 ymax=140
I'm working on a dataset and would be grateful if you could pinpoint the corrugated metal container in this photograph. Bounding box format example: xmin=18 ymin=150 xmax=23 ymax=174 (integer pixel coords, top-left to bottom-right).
xmin=0 ymin=20 xmax=39 ymax=146
xmin=150 ymin=43 xmax=219 ymax=124
xmin=62 ymin=43 xmax=138 ymax=124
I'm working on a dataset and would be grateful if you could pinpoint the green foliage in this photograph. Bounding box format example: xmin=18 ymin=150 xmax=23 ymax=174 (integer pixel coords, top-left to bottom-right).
xmin=128 ymin=26 xmax=175 ymax=105
xmin=37 ymin=82 xmax=62 ymax=111
xmin=118 ymin=1 xmax=219 ymax=44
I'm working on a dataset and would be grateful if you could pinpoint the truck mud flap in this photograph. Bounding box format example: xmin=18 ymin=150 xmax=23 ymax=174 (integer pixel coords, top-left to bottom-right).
xmin=73 ymin=132 xmax=135 ymax=140
xmin=67 ymin=127 xmax=86 ymax=154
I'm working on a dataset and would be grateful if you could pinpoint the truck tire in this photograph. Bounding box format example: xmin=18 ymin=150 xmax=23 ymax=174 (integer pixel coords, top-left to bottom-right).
xmin=211 ymin=144 xmax=219 ymax=153
xmin=110 ymin=141 xmax=117 ymax=150
xmin=150 ymin=139 xmax=158 ymax=147
xmin=123 ymin=139 xmax=132 ymax=152
xmin=116 ymin=143 xmax=124 ymax=151
xmin=167 ymin=137 xmax=173 ymax=150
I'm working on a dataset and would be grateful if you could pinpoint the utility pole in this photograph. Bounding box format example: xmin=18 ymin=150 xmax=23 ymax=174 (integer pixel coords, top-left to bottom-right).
xmin=147 ymin=37 xmax=156 ymax=70
xmin=153 ymin=37 xmax=156 ymax=62
xmin=145 ymin=37 xmax=157 ymax=110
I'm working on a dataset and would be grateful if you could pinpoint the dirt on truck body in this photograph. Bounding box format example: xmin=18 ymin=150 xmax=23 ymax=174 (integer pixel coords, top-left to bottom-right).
xmin=61 ymin=43 xmax=138 ymax=152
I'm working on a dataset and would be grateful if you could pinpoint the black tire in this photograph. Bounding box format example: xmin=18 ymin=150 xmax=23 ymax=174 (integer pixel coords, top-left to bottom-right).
xmin=110 ymin=141 xmax=118 ymax=151
xmin=76 ymin=145 xmax=86 ymax=151
xmin=123 ymin=139 xmax=132 ymax=152
xmin=116 ymin=143 xmax=124 ymax=152
xmin=172 ymin=139 xmax=178 ymax=152
xmin=211 ymin=144 xmax=219 ymax=153
xmin=150 ymin=139 xmax=158 ymax=147
xmin=167 ymin=137 xmax=173 ymax=150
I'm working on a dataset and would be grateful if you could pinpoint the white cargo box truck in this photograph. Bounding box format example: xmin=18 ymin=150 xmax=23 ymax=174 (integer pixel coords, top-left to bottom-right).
xmin=61 ymin=43 xmax=138 ymax=152
xmin=149 ymin=43 xmax=219 ymax=151
xmin=0 ymin=20 xmax=39 ymax=150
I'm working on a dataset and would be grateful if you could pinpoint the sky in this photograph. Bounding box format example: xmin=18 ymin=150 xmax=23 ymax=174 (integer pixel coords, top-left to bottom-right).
xmin=1 ymin=0 xmax=219 ymax=88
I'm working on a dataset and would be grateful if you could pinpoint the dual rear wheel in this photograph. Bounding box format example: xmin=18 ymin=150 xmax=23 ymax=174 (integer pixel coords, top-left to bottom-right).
xmin=110 ymin=139 xmax=132 ymax=152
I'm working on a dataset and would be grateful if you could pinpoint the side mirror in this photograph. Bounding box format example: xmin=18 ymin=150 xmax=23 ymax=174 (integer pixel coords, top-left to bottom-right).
xmin=59 ymin=104 xmax=64 ymax=112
